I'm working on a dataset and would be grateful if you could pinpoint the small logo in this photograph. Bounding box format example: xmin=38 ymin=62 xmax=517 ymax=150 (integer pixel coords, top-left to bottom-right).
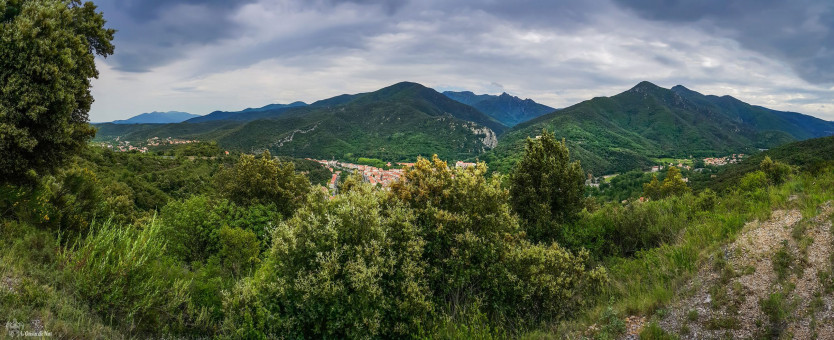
xmin=5 ymin=319 xmax=23 ymax=337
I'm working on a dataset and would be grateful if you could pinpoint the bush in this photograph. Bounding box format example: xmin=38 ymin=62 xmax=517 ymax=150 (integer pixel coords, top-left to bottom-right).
xmin=391 ymin=156 xmax=606 ymax=326
xmin=60 ymin=219 xmax=192 ymax=333
xmin=740 ymin=171 xmax=769 ymax=192
xmin=160 ymin=196 xmax=279 ymax=264
xmin=224 ymin=156 xmax=608 ymax=337
xmin=695 ymin=189 xmax=718 ymax=211
xmin=564 ymin=197 xmax=693 ymax=258
xmin=217 ymin=226 xmax=260 ymax=277
xmin=509 ymin=130 xmax=585 ymax=243
xmin=234 ymin=185 xmax=433 ymax=338
xmin=760 ymin=156 xmax=792 ymax=185
xmin=214 ymin=151 xmax=311 ymax=216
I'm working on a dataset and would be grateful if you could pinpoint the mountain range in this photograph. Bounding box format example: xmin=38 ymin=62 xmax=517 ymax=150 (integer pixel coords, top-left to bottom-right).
xmin=96 ymin=81 xmax=834 ymax=174
xmin=443 ymin=91 xmax=556 ymax=126
xmin=96 ymin=82 xmax=506 ymax=161
xmin=484 ymin=81 xmax=834 ymax=175
xmin=112 ymin=111 xmax=200 ymax=124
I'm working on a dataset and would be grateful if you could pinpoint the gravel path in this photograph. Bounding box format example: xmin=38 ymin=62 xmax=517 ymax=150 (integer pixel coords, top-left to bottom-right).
xmin=657 ymin=202 xmax=834 ymax=339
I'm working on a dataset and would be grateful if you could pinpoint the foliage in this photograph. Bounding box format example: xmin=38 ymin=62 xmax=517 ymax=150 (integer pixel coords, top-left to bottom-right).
xmin=0 ymin=0 xmax=114 ymax=183
xmin=391 ymin=155 xmax=605 ymax=325
xmin=760 ymin=156 xmax=792 ymax=185
xmin=659 ymin=166 xmax=690 ymax=198
xmin=740 ymin=171 xmax=769 ymax=192
xmin=238 ymin=185 xmax=433 ymax=338
xmin=215 ymin=151 xmax=311 ymax=216
xmin=643 ymin=175 xmax=662 ymax=200
xmin=159 ymin=195 xmax=279 ymax=264
xmin=59 ymin=219 xmax=193 ymax=333
xmin=509 ymin=130 xmax=585 ymax=243
xmin=217 ymin=226 xmax=261 ymax=278
xmin=564 ymin=195 xmax=696 ymax=258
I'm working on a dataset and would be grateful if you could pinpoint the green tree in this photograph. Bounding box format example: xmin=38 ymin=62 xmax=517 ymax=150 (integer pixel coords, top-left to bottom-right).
xmin=660 ymin=166 xmax=690 ymax=198
xmin=215 ymin=151 xmax=312 ymax=217
xmin=760 ymin=156 xmax=792 ymax=185
xmin=217 ymin=226 xmax=260 ymax=278
xmin=234 ymin=184 xmax=433 ymax=338
xmin=643 ymin=174 xmax=662 ymax=200
xmin=1 ymin=0 xmax=114 ymax=183
xmin=509 ymin=130 xmax=585 ymax=243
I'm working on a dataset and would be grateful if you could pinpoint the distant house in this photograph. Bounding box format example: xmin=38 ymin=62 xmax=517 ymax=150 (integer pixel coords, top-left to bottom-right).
xmin=455 ymin=161 xmax=477 ymax=168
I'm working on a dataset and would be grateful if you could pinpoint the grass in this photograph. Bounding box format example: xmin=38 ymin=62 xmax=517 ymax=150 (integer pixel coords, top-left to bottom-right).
xmin=552 ymin=170 xmax=834 ymax=337
xmin=0 ymin=220 xmax=123 ymax=338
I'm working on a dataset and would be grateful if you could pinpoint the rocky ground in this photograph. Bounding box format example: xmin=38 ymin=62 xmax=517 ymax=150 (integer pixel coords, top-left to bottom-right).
xmin=654 ymin=201 xmax=834 ymax=339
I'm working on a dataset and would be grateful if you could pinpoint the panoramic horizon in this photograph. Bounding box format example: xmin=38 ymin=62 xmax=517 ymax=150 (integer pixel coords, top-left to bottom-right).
xmin=6 ymin=1 xmax=834 ymax=338
xmin=89 ymin=0 xmax=834 ymax=122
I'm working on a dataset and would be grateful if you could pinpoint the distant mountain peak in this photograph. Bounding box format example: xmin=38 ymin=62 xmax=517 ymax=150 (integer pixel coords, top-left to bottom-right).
xmin=112 ymin=111 xmax=200 ymax=124
xmin=629 ymin=81 xmax=662 ymax=92
xmin=443 ymin=90 xmax=555 ymax=127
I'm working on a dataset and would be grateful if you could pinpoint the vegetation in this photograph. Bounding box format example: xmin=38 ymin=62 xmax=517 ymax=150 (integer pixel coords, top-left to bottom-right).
xmin=509 ymin=130 xmax=585 ymax=243
xmin=4 ymin=4 xmax=834 ymax=338
xmin=486 ymin=81 xmax=834 ymax=176
xmin=0 ymin=0 xmax=114 ymax=183
xmin=93 ymin=82 xmax=506 ymax=163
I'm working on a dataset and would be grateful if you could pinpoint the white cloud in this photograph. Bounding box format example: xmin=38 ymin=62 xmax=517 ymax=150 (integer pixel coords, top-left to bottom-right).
xmin=89 ymin=0 xmax=834 ymax=122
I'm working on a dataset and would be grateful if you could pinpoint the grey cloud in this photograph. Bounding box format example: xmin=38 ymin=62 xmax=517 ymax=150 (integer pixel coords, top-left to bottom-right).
xmin=95 ymin=0 xmax=257 ymax=72
xmin=612 ymin=0 xmax=834 ymax=84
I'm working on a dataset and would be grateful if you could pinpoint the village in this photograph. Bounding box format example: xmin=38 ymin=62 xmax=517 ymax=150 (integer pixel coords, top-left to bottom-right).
xmin=584 ymin=153 xmax=747 ymax=188
xmin=311 ymin=159 xmax=477 ymax=192
xmin=96 ymin=136 xmax=200 ymax=153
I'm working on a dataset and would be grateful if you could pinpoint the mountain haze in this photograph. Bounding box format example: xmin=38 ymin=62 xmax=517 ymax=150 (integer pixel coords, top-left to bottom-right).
xmin=186 ymin=101 xmax=308 ymax=123
xmin=112 ymin=111 xmax=200 ymax=124
xmin=443 ymin=91 xmax=556 ymax=126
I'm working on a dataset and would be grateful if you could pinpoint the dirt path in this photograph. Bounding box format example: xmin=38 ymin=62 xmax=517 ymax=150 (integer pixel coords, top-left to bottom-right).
xmin=657 ymin=201 xmax=834 ymax=339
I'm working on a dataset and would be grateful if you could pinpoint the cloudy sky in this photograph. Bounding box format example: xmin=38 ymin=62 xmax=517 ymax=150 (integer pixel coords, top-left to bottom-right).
xmin=89 ymin=0 xmax=834 ymax=122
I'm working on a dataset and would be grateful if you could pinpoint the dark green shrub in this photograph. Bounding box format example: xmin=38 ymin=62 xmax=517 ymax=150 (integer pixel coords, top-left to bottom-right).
xmin=233 ymin=186 xmax=433 ymax=338
xmin=695 ymin=188 xmax=718 ymax=211
xmin=760 ymin=156 xmax=792 ymax=185
xmin=217 ymin=226 xmax=260 ymax=277
xmin=160 ymin=196 xmax=279 ymax=264
xmin=740 ymin=171 xmax=769 ymax=192
xmin=215 ymin=151 xmax=311 ymax=216
xmin=509 ymin=130 xmax=585 ymax=243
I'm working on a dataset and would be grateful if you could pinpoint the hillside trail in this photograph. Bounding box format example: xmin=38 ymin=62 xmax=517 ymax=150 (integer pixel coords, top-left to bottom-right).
xmin=650 ymin=200 xmax=834 ymax=339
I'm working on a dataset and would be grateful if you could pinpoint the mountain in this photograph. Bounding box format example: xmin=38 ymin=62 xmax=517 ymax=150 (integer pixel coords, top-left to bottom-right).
xmin=186 ymin=101 xmax=308 ymax=123
xmin=95 ymin=82 xmax=507 ymax=161
xmin=112 ymin=111 xmax=200 ymax=124
xmin=443 ymin=91 xmax=556 ymax=126
xmin=484 ymin=81 xmax=834 ymax=175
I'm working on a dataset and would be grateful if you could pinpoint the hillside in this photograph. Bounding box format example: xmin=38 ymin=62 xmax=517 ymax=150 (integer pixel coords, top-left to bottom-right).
xmin=186 ymin=101 xmax=308 ymax=123
xmin=443 ymin=91 xmax=556 ymax=126
xmin=94 ymin=82 xmax=506 ymax=162
xmin=710 ymin=135 xmax=834 ymax=192
xmin=485 ymin=81 xmax=834 ymax=175
xmin=111 ymin=111 xmax=200 ymax=124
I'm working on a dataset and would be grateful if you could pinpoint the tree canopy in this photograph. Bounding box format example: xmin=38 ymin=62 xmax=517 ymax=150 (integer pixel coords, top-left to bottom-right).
xmin=509 ymin=130 xmax=585 ymax=243
xmin=1 ymin=0 xmax=114 ymax=183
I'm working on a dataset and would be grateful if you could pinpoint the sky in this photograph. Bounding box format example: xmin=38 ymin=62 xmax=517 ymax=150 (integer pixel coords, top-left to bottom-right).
xmin=89 ymin=0 xmax=834 ymax=122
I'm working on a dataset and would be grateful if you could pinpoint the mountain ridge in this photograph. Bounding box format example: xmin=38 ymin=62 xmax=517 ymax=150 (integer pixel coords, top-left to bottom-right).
xmin=112 ymin=111 xmax=200 ymax=124
xmin=485 ymin=81 xmax=834 ymax=175
xmin=443 ymin=90 xmax=556 ymax=127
